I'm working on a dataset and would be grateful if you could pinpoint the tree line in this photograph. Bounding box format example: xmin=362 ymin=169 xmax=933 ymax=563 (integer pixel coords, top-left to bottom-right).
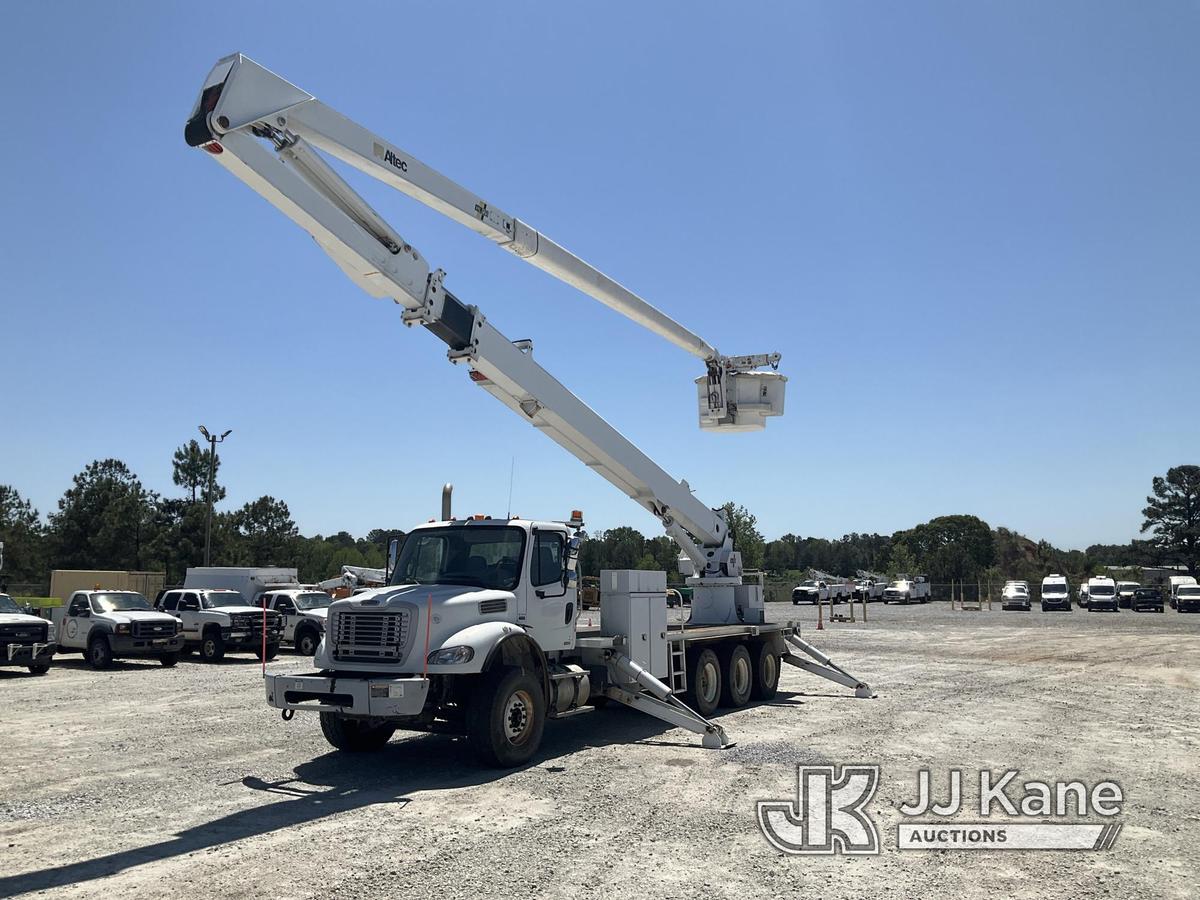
xmin=0 ymin=440 xmax=402 ymax=587
xmin=2 ymin=449 xmax=1196 ymax=592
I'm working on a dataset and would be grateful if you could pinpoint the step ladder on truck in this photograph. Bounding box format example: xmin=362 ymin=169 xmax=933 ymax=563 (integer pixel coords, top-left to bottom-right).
xmin=183 ymin=54 xmax=872 ymax=767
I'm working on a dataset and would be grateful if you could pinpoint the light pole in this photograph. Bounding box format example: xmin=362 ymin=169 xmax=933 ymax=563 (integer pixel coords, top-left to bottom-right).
xmin=198 ymin=426 xmax=232 ymax=566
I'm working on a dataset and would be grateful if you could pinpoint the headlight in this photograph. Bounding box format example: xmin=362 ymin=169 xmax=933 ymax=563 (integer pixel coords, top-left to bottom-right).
xmin=116 ymin=623 xmax=131 ymax=635
xmin=427 ymin=645 xmax=475 ymax=665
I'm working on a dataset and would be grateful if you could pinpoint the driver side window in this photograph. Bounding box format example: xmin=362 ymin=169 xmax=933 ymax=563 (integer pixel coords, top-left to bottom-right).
xmin=68 ymin=594 xmax=89 ymax=616
xmin=531 ymin=532 xmax=564 ymax=587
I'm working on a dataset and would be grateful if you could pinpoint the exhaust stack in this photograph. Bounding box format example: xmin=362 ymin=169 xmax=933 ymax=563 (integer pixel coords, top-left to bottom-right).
xmin=441 ymin=484 xmax=453 ymax=521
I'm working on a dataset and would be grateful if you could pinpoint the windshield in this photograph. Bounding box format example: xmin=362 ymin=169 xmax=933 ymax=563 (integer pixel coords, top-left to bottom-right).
xmin=1090 ymin=585 xmax=1115 ymax=597
xmin=1178 ymin=587 xmax=1200 ymax=597
xmin=295 ymin=592 xmax=332 ymax=610
xmin=0 ymin=595 xmax=21 ymax=614
xmin=91 ymin=592 xmax=151 ymax=612
xmin=799 ymin=581 xmax=818 ymax=588
xmin=201 ymin=592 xmax=245 ymax=609
xmin=390 ymin=526 xmax=525 ymax=591
xmin=1042 ymin=583 xmax=1066 ymax=594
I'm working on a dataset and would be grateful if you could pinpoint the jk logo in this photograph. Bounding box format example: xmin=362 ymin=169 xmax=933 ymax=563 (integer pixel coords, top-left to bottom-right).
xmin=757 ymin=765 xmax=881 ymax=855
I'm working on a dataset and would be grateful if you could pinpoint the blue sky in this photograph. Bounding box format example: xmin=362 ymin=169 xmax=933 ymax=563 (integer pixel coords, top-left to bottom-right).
xmin=1 ymin=2 xmax=1195 ymax=550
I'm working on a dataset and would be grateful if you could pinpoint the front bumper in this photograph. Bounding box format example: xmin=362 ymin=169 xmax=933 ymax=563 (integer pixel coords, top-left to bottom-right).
xmin=1088 ymin=601 xmax=1118 ymax=611
xmin=1041 ymin=599 xmax=1071 ymax=610
xmin=1178 ymin=600 xmax=1200 ymax=613
xmin=1002 ymin=601 xmax=1031 ymax=610
xmin=2 ymin=641 xmax=57 ymax=667
xmin=110 ymin=633 xmax=185 ymax=655
xmin=265 ymin=672 xmax=431 ymax=718
xmin=215 ymin=625 xmax=283 ymax=649
xmin=1132 ymin=602 xmax=1164 ymax=612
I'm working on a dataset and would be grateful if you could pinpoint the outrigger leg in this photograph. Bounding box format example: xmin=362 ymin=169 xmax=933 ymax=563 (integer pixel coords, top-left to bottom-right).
xmin=782 ymin=634 xmax=874 ymax=698
xmin=604 ymin=651 xmax=732 ymax=749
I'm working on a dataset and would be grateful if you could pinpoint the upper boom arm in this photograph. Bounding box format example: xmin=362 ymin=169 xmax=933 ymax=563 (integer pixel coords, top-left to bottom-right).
xmin=185 ymin=53 xmax=786 ymax=574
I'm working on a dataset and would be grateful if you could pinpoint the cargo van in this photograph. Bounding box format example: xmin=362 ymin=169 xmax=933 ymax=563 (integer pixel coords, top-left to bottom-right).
xmin=1168 ymin=575 xmax=1198 ymax=610
xmin=1086 ymin=577 xmax=1118 ymax=612
xmin=1040 ymin=575 xmax=1070 ymax=612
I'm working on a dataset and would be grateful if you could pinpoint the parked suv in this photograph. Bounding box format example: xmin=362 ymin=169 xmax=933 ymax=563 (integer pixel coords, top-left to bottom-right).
xmin=258 ymin=589 xmax=332 ymax=655
xmin=156 ymin=588 xmax=282 ymax=661
xmin=52 ymin=590 xmax=183 ymax=668
xmin=1131 ymin=587 xmax=1164 ymax=613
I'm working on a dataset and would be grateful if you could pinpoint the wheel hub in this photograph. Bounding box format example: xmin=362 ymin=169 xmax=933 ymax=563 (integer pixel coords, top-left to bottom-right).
xmin=504 ymin=689 xmax=534 ymax=744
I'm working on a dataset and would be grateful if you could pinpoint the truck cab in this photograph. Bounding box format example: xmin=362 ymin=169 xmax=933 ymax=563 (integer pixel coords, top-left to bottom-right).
xmin=1115 ymin=581 xmax=1140 ymax=609
xmin=259 ymin=589 xmax=333 ymax=655
xmin=265 ymin=515 xmax=581 ymax=763
xmin=791 ymin=580 xmax=828 ymax=605
xmin=0 ymin=593 xmax=56 ymax=675
xmin=883 ymin=575 xmax=930 ymax=604
xmin=52 ymin=590 xmax=183 ymax=669
xmin=155 ymin=588 xmax=282 ymax=662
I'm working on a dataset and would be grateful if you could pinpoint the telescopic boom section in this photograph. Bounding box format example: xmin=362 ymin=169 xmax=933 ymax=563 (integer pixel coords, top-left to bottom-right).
xmin=184 ymin=53 xmax=786 ymax=576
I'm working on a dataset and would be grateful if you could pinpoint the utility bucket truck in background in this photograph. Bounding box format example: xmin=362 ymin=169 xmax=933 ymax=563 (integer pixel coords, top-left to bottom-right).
xmin=184 ymin=53 xmax=871 ymax=766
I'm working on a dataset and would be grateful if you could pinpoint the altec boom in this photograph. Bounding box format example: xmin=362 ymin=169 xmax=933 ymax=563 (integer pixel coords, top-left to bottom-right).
xmin=185 ymin=54 xmax=869 ymax=765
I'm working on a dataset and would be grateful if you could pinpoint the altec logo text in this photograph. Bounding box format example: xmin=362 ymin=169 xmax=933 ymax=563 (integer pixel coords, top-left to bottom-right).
xmin=372 ymin=142 xmax=408 ymax=173
xmin=758 ymin=766 xmax=1124 ymax=855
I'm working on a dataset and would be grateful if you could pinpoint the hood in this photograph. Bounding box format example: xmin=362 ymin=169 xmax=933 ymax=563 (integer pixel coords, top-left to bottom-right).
xmin=0 ymin=612 xmax=48 ymax=627
xmin=299 ymin=607 xmax=329 ymax=620
xmin=341 ymin=583 xmax=514 ymax=611
xmin=209 ymin=605 xmax=278 ymax=616
xmin=98 ymin=609 xmax=179 ymax=624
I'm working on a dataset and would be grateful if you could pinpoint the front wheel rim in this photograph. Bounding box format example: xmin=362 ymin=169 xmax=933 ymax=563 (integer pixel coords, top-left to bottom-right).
xmin=764 ymin=653 xmax=777 ymax=688
xmin=204 ymin=639 xmax=215 ymax=657
xmin=503 ymin=689 xmax=535 ymax=745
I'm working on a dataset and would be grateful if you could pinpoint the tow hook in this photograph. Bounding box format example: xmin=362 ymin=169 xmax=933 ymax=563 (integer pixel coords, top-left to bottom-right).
xmin=281 ymin=709 xmax=295 ymax=722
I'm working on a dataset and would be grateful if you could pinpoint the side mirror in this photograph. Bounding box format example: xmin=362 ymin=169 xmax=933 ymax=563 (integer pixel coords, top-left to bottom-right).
xmin=77 ymin=609 xmax=90 ymax=618
xmin=386 ymin=537 xmax=400 ymax=582
xmin=566 ymin=536 xmax=582 ymax=561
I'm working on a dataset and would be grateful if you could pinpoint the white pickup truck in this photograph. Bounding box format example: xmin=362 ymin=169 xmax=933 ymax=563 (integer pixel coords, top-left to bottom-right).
xmin=258 ymin=589 xmax=332 ymax=655
xmin=51 ymin=590 xmax=184 ymax=668
xmin=882 ymin=575 xmax=931 ymax=604
xmin=155 ymin=588 xmax=282 ymax=661
xmin=0 ymin=593 xmax=56 ymax=675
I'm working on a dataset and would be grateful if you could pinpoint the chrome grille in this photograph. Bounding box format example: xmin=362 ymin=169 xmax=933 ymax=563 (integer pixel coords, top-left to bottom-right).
xmin=332 ymin=609 xmax=410 ymax=664
xmin=133 ymin=621 xmax=175 ymax=638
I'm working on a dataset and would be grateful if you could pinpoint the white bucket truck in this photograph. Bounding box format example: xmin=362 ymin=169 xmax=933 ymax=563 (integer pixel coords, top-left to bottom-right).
xmin=184 ymin=54 xmax=872 ymax=766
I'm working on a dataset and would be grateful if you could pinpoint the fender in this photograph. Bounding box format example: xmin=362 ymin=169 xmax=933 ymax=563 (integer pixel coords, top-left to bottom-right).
xmin=429 ymin=622 xmax=549 ymax=698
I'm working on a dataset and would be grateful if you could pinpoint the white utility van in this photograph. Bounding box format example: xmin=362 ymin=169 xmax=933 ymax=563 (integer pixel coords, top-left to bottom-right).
xmin=1040 ymin=575 xmax=1070 ymax=612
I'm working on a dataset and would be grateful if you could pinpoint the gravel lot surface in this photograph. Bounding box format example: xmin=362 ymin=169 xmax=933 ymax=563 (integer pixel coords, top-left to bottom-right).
xmin=2 ymin=601 xmax=1198 ymax=899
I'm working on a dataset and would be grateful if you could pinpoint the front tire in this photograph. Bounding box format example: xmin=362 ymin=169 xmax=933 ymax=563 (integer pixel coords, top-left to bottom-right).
xmin=199 ymin=630 xmax=225 ymax=662
xmin=319 ymin=712 xmax=396 ymax=752
xmin=159 ymin=652 xmax=179 ymax=667
xmin=28 ymin=662 xmax=51 ymax=675
xmin=256 ymin=642 xmax=279 ymax=661
xmin=87 ymin=635 xmax=114 ymax=670
xmin=467 ymin=667 xmax=546 ymax=768
xmin=296 ymin=629 xmax=320 ymax=656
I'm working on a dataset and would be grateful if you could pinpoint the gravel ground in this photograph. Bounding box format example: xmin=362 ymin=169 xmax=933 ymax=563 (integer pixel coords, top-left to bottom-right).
xmin=2 ymin=601 xmax=1198 ymax=899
